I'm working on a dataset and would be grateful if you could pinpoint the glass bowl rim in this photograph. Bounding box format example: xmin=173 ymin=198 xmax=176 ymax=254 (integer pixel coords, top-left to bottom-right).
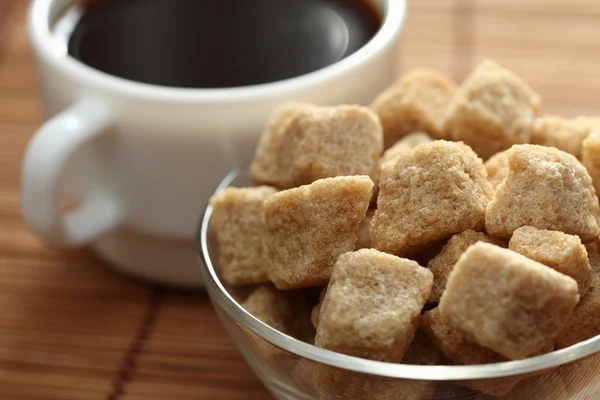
xmin=197 ymin=168 xmax=600 ymax=381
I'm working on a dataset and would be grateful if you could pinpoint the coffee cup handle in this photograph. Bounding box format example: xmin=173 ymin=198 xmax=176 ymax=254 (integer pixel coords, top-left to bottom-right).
xmin=22 ymin=98 xmax=124 ymax=246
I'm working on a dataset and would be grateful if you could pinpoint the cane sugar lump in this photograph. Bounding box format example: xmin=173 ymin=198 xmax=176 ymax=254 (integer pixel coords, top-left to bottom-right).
xmin=250 ymin=103 xmax=310 ymax=186
xmin=509 ymin=226 xmax=592 ymax=296
xmin=439 ymin=242 xmax=579 ymax=360
xmin=555 ymin=273 xmax=600 ymax=349
xmin=427 ymin=230 xmax=503 ymax=303
xmin=444 ymin=60 xmax=540 ymax=160
xmin=251 ymin=104 xmax=383 ymax=189
xmin=371 ymin=68 xmax=457 ymax=147
xmin=371 ymin=141 xmax=492 ymax=256
xmin=242 ymin=285 xmax=313 ymax=341
xmin=485 ymin=145 xmax=600 ymax=241
xmin=421 ymin=308 xmax=506 ymax=365
xmin=264 ymin=176 xmax=373 ymax=289
xmin=210 ymin=186 xmax=277 ymax=285
xmin=532 ymin=115 xmax=600 ymax=159
xmin=315 ymin=249 xmax=433 ymax=362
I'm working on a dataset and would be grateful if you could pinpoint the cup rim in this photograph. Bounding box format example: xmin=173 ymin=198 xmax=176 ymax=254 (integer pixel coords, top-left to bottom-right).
xmin=198 ymin=168 xmax=600 ymax=381
xmin=28 ymin=0 xmax=405 ymax=103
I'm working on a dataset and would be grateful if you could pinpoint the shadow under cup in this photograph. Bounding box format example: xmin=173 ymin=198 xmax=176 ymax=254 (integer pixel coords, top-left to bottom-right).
xmin=198 ymin=169 xmax=600 ymax=400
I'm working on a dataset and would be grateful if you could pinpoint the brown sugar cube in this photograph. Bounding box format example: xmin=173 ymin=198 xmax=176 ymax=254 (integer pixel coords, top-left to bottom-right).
xmin=371 ymin=68 xmax=457 ymax=147
xmin=582 ymin=132 xmax=600 ymax=196
xmin=291 ymin=106 xmax=383 ymax=186
xmin=484 ymin=151 xmax=509 ymax=189
xmin=250 ymin=104 xmax=383 ymax=189
xmin=427 ymin=230 xmax=503 ymax=303
xmin=309 ymin=329 xmax=439 ymax=400
xmin=423 ymin=308 xmax=553 ymax=397
xmin=381 ymin=132 xmax=432 ymax=164
xmin=315 ymin=249 xmax=433 ymax=362
xmin=371 ymin=140 xmax=492 ymax=256
xmin=439 ymin=242 xmax=579 ymax=360
xmin=264 ymin=176 xmax=373 ymax=289
xmin=486 ymin=145 xmax=600 ymax=241
xmin=250 ymin=102 xmax=313 ymax=186
xmin=242 ymin=285 xmax=314 ymax=341
xmin=555 ymin=273 xmax=600 ymax=349
xmin=509 ymin=226 xmax=593 ymax=296
xmin=293 ymin=334 xmax=438 ymax=398
xmin=373 ymin=132 xmax=431 ymax=204
xmin=443 ymin=60 xmax=540 ymax=160
xmin=421 ymin=308 xmax=506 ymax=365
xmin=241 ymin=286 xmax=315 ymax=378
xmin=421 ymin=308 xmax=525 ymax=397
xmin=401 ymin=329 xmax=442 ymax=365
xmin=533 ymin=115 xmax=600 ymax=159
xmin=355 ymin=209 xmax=375 ymax=250
xmin=209 ymin=186 xmax=277 ymax=285
xmin=316 ymin=365 xmax=437 ymax=400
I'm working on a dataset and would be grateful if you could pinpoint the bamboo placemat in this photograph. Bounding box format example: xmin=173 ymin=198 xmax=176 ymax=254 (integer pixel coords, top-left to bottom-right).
xmin=1 ymin=0 xmax=600 ymax=398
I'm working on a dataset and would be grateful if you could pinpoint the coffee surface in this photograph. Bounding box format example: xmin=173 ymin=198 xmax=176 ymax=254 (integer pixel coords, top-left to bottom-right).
xmin=68 ymin=0 xmax=381 ymax=88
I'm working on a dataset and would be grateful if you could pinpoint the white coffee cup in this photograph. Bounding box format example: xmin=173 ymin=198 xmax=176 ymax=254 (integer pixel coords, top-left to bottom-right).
xmin=23 ymin=0 xmax=405 ymax=287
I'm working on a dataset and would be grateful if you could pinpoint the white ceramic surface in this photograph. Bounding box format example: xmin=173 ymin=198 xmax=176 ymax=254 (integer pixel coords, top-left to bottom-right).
xmin=22 ymin=0 xmax=405 ymax=287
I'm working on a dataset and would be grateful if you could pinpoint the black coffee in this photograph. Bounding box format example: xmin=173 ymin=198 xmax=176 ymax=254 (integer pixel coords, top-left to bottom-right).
xmin=68 ymin=0 xmax=381 ymax=88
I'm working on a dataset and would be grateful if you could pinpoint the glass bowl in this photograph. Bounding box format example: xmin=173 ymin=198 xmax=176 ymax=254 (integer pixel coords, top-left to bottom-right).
xmin=198 ymin=169 xmax=600 ymax=400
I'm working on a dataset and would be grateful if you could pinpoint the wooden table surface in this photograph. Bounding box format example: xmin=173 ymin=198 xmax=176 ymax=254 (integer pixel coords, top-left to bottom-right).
xmin=2 ymin=0 xmax=600 ymax=399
